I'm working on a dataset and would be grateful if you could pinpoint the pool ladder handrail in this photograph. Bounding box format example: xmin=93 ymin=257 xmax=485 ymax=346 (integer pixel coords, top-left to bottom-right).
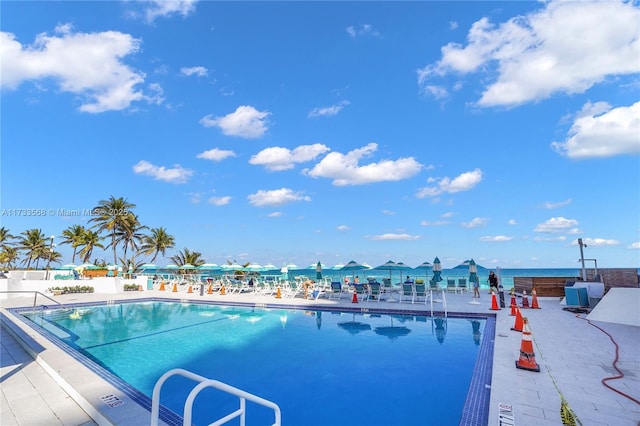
xmin=150 ymin=368 xmax=281 ymax=426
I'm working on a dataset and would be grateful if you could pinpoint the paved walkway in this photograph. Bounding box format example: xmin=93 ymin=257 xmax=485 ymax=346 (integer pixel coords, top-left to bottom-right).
xmin=1 ymin=289 xmax=639 ymax=425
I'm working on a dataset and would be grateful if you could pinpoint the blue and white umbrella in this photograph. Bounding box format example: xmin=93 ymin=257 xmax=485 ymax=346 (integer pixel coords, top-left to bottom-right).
xmin=432 ymin=257 xmax=443 ymax=283
xmin=468 ymin=259 xmax=479 ymax=285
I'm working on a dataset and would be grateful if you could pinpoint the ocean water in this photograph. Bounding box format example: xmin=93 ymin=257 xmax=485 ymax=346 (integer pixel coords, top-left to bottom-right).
xmin=283 ymin=267 xmax=583 ymax=289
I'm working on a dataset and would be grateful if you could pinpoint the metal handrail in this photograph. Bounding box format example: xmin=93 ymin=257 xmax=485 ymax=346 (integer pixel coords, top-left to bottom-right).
xmin=0 ymin=290 xmax=69 ymax=312
xmin=150 ymin=368 xmax=281 ymax=426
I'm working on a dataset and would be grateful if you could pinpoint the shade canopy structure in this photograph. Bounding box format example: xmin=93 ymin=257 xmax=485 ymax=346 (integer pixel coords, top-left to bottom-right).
xmin=432 ymin=257 xmax=443 ymax=283
xmin=163 ymin=264 xmax=180 ymax=270
xmin=222 ymin=263 xmax=244 ymax=271
xmin=262 ymin=263 xmax=277 ymax=271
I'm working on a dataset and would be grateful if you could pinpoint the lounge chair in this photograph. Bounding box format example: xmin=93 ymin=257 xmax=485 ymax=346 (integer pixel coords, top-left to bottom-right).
xmin=353 ymin=284 xmax=368 ymax=302
xmin=367 ymin=282 xmax=381 ymax=302
xmin=414 ymin=282 xmax=428 ymax=304
xmin=457 ymin=278 xmax=468 ymax=293
xmin=328 ymin=282 xmax=343 ymax=300
xmin=446 ymin=279 xmax=458 ymax=293
xmin=399 ymin=283 xmax=414 ymax=304
xmin=429 ymin=279 xmax=440 ymax=292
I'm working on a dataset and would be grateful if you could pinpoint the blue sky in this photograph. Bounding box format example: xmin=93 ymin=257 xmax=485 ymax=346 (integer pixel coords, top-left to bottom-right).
xmin=1 ymin=0 xmax=639 ymax=269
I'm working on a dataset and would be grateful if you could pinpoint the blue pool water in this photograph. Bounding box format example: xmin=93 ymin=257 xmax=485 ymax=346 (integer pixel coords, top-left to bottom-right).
xmin=22 ymin=301 xmax=491 ymax=426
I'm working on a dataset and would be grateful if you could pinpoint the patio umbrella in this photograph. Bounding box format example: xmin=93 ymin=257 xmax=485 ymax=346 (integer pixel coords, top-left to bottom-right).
xmin=262 ymin=263 xmax=277 ymax=271
xmin=373 ymin=260 xmax=405 ymax=280
xmin=316 ymin=261 xmax=323 ymax=280
xmin=433 ymin=317 xmax=447 ymax=344
xmin=280 ymin=266 xmax=289 ymax=281
xmin=58 ymin=264 xmax=77 ymax=270
xmin=246 ymin=263 xmax=264 ymax=272
xmin=470 ymin=319 xmax=481 ymax=346
xmin=468 ymin=259 xmax=479 ymax=286
xmin=139 ymin=263 xmax=157 ymax=270
xmin=197 ymin=263 xmax=221 ymax=271
xmin=374 ymin=316 xmax=411 ymax=340
xmin=432 ymin=257 xmax=443 ymax=283
xmin=413 ymin=261 xmax=432 ymax=281
xmin=338 ymin=314 xmax=371 ymax=335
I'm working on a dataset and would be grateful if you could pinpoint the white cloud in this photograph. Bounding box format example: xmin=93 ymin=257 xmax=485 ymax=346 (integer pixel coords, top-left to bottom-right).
xmin=144 ymin=0 xmax=198 ymax=23
xmin=337 ymin=225 xmax=350 ymax=231
xmin=508 ymin=219 xmax=518 ymax=225
xmin=416 ymin=169 xmax=483 ymax=197
xmin=420 ymin=220 xmax=450 ymax=226
xmin=132 ymin=160 xmax=193 ymax=184
xmin=577 ymin=237 xmax=620 ymax=247
xmin=534 ymin=217 xmax=579 ymax=233
xmin=346 ymin=24 xmax=380 ymax=38
xmin=0 ymin=25 xmax=149 ymax=113
xmin=308 ymin=100 xmax=350 ymax=118
xmin=200 ymin=105 xmax=270 ymax=138
xmin=304 ymin=143 xmax=423 ymax=186
xmin=542 ymin=198 xmax=572 ymax=209
xmin=480 ymin=235 xmax=512 ymax=242
xmin=552 ymin=101 xmax=640 ymax=158
xmin=268 ymin=212 xmax=283 ymax=218
xmin=247 ymin=188 xmax=311 ymax=207
xmin=461 ymin=217 xmax=487 ymax=228
xmin=208 ymin=196 xmax=231 ymax=206
xmin=418 ymin=1 xmax=640 ymax=107
xmin=197 ymin=148 xmax=236 ymax=161
xmin=366 ymin=233 xmax=421 ymax=241
xmin=180 ymin=66 xmax=208 ymax=77
xmin=250 ymin=144 xmax=330 ymax=171
xmin=534 ymin=235 xmax=567 ymax=242
xmin=629 ymin=242 xmax=640 ymax=249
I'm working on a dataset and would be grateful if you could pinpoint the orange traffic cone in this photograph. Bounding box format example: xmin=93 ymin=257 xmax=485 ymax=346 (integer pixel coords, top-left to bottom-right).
xmin=352 ymin=291 xmax=358 ymax=303
xmin=172 ymin=283 xmax=178 ymax=292
xmin=515 ymin=317 xmax=540 ymax=372
xmin=207 ymin=284 xmax=213 ymax=294
xmin=159 ymin=281 xmax=165 ymax=291
xmin=509 ymin=290 xmax=518 ymax=316
xmin=187 ymin=285 xmax=193 ymax=293
xmin=511 ymin=307 xmax=523 ymax=332
xmin=220 ymin=285 xmax=226 ymax=295
xmin=489 ymin=290 xmax=500 ymax=310
xmin=531 ymin=288 xmax=540 ymax=309
xmin=275 ymin=287 xmax=281 ymax=299
xmin=521 ymin=290 xmax=530 ymax=308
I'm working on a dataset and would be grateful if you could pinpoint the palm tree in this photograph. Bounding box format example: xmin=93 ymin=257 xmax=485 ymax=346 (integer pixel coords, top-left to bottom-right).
xmin=89 ymin=196 xmax=136 ymax=265
xmin=170 ymin=248 xmax=205 ymax=273
xmin=60 ymin=224 xmax=86 ymax=264
xmin=115 ymin=213 xmax=147 ymax=267
xmin=78 ymin=230 xmax=105 ymax=263
xmin=16 ymin=229 xmax=49 ymax=269
xmin=0 ymin=246 xmax=19 ymax=269
xmin=0 ymin=227 xmax=15 ymax=253
xmin=141 ymin=227 xmax=175 ymax=263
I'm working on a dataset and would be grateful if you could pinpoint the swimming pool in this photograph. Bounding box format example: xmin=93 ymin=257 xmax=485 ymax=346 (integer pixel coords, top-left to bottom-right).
xmin=19 ymin=300 xmax=493 ymax=425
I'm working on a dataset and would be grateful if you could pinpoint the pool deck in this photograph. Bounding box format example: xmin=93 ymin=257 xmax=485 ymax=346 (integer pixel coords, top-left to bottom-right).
xmin=1 ymin=289 xmax=639 ymax=425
